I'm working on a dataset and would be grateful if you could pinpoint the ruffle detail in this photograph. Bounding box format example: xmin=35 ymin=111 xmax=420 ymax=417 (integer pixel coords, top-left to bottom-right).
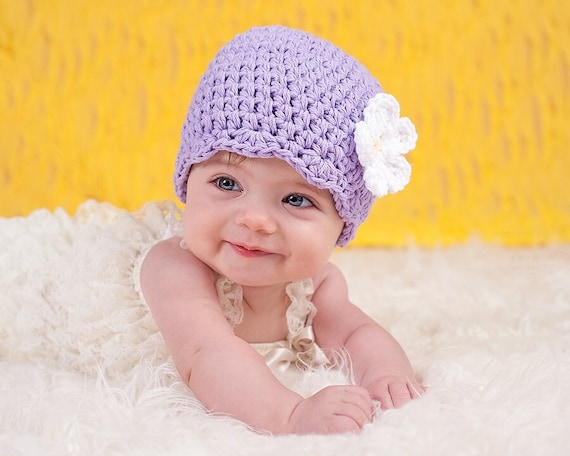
xmin=215 ymin=277 xmax=330 ymax=371
xmin=216 ymin=277 xmax=244 ymax=327
xmin=0 ymin=200 xmax=182 ymax=380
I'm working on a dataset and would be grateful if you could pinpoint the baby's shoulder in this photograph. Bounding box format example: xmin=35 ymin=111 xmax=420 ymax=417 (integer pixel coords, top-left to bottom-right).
xmin=310 ymin=262 xmax=349 ymax=301
xmin=143 ymin=236 xmax=216 ymax=289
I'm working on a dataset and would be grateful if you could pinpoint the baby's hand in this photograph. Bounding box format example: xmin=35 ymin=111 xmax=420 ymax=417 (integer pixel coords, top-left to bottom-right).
xmin=287 ymin=385 xmax=373 ymax=434
xmin=367 ymin=376 xmax=424 ymax=410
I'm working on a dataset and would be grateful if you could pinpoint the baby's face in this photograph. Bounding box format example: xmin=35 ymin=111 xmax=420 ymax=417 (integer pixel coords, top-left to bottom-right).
xmin=182 ymin=151 xmax=344 ymax=287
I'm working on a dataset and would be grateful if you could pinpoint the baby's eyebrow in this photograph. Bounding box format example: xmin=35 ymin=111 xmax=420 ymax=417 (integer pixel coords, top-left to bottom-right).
xmin=203 ymin=151 xmax=247 ymax=168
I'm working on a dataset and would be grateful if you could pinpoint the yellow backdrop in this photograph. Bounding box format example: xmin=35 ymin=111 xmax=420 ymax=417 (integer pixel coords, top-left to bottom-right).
xmin=1 ymin=0 xmax=568 ymax=246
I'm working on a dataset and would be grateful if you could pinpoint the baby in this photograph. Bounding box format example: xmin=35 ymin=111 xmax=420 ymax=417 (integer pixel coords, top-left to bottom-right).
xmin=141 ymin=25 xmax=423 ymax=435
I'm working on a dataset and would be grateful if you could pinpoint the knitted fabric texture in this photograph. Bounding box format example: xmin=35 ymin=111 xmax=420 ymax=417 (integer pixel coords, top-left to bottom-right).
xmin=174 ymin=25 xmax=382 ymax=246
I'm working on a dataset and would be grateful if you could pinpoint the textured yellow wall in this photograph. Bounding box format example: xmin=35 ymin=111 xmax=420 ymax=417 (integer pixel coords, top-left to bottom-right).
xmin=1 ymin=0 xmax=568 ymax=246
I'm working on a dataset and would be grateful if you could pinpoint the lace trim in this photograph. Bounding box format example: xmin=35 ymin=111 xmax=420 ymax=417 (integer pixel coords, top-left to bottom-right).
xmin=285 ymin=279 xmax=316 ymax=335
xmin=215 ymin=276 xmax=329 ymax=370
xmin=216 ymin=277 xmax=244 ymax=327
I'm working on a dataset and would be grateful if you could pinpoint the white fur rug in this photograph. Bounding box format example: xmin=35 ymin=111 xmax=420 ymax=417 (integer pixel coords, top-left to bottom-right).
xmin=1 ymin=200 xmax=569 ymax=455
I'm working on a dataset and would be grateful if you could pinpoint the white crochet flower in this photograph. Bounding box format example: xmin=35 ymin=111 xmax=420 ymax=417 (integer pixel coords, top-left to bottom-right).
xmin=354 ymin=93 xmax=417 ymax=197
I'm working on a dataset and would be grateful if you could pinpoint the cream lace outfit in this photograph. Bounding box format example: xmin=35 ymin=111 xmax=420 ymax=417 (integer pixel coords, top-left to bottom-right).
xmin=216 ymin=276 xmax=330 ymax=371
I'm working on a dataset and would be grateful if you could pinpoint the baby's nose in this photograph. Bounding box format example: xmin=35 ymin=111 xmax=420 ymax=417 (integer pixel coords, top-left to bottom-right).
xmin=234 ymin=205 xmax=278 ymax=234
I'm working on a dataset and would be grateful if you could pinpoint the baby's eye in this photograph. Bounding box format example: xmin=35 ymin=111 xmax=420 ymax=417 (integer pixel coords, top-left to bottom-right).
xmin=214 ymin=176 xmax=241 ymax=191
xmin=283 ymin=194 xmax=313 ymax=208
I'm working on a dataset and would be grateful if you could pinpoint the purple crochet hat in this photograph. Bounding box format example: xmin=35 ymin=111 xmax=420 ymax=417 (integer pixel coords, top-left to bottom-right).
xmin=174 ymin=25 xmax=386 ymax=246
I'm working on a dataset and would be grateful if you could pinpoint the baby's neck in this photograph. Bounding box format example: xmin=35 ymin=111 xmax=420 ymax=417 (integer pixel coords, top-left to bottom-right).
xmin=240 ymin=283 xmax=290 ymax=315
xmin=233 ymin=283 xmax=291 ymax=343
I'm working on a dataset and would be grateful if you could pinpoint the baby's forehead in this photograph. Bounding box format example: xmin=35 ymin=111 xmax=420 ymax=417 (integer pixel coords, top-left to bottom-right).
xmin=202 ymin=150 xmax=334 ymax=194
xmin=207 ymin=151 xmax=248 ymax=165
xmin=202 ymin=150 xmax=298 ymax=176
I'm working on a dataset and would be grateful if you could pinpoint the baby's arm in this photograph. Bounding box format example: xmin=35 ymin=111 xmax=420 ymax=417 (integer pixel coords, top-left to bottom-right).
xmin=313 ymin=264 xmax=424 ymax=410
xmin=140 ymin=238 xmax=372 ymax=434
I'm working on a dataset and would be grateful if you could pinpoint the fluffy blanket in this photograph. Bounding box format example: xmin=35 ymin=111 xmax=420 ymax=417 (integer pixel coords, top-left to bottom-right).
xmin=1 ymin=201 xmax=569 ymax=455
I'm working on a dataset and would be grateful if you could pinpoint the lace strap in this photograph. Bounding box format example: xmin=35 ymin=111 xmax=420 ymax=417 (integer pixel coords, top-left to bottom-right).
xmin=215 ymin=276 xmax=244 ymax=327
xmin=285 ymin=278 xmax=316 ymax=335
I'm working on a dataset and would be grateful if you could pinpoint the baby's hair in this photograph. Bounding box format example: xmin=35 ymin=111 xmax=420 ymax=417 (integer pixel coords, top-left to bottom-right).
xmin=223 ymin=151 xmax=248 ymax=166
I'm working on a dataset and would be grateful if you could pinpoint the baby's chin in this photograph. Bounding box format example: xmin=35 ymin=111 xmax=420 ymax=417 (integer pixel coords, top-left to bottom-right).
xmin=222 ymin=273 xmax=296 ymax=289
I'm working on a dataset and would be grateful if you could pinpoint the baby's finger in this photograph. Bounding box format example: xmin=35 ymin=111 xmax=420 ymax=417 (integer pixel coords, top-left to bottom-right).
xmin=389 ymin=382 xmax=414 ymax=408
xmin=325 ymin=386 xmax=372 ymax=427
xmin=408 ymin=382 xmax=425 ymax=399
xmin=341 ymin=386 xmax=374 ymax=415
xmin=375 ymin=389 xmax=394 ymax=410
xmin=339 ymin=400 xmax=373 ymax=427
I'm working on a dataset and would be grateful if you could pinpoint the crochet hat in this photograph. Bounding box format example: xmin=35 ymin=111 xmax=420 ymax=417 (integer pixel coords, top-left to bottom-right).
xmin=174 ymin=25 xmax=416 ymax=246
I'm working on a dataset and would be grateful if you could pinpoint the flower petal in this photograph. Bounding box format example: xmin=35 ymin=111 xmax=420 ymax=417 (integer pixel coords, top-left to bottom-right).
xmin=355 ymin=93 xmax=417 ymax=197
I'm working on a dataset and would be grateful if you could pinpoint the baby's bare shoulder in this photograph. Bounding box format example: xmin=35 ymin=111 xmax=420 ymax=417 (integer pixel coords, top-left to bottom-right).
xmin=312 ymin=262 xmax=347 ymax=292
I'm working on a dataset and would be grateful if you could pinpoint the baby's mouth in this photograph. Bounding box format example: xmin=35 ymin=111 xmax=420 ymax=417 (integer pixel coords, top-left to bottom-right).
xmin=229 ymin=243 xmax=271 ymax=258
